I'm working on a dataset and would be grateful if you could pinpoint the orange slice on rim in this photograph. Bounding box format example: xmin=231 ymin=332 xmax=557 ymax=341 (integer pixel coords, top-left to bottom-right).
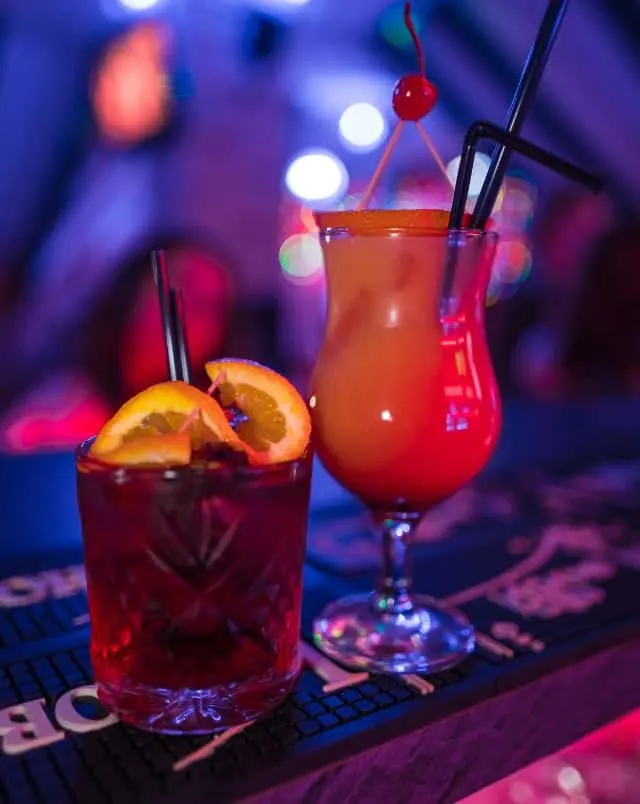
xmin=205 ymin=359 xmax=311 ymax=464
xmin=90 ymin=380 xmax=242 ymax=463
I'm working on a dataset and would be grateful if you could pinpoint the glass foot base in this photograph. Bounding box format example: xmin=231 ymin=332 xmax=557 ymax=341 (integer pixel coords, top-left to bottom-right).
xmin=313 ymin=593 xmax=475 ymax=674
xmin=97 ymin=669 xmax=298 ymax=734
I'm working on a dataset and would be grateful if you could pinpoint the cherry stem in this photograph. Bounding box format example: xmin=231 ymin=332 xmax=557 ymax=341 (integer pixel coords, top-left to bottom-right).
xmin=357 ymin=121 xmax=405 ymax=211
xmin=404 ymin=0 xmax=425 ymax=76
xmin=416 ymin=122 xmax=453 ymax=189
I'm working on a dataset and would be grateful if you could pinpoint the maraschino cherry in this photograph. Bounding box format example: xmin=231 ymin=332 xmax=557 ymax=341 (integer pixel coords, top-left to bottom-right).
xmin=393 ymin=74 xmax=438 ymax=122
xmin=357 ymin=0 xmax=449 ymax=210
xmin=392 ymin=1 xmax=438 ymax=122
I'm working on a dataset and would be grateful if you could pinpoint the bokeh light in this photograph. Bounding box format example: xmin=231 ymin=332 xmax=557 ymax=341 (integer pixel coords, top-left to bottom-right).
xmin=446 ymin=152 xmax=492 ymax=198
xmin=253 ymin=0 xmax=311 ymax=8
xmin=394 ymin=174 xmax=451 ymax=212
xmin=501 ymin=176 xmax=538 ymax=228
xmin=279 ymin=233 xmax=325 ymax=284
xmin=337 ymin=192 xmax=366 ymax=211
xmin=338 ymin=102 xmax=387 ymax=152
xmin=393 ymin=189 xmax=426 ymax=210
xmin=284 ymin=150 xmax=348 ymax=204
xmin=117 ymin=0 xmax=162 ymax=10
xmin=491 ymin=183 xmax=507 ymax=214
xmin=494 ymin=240 xmax=533 ymax=285
xmin=299 ymin=206 xmax=318 ymax=232
xmin=0 ymin=377 xmax=111 ymax=453
xmin=92 ymin=22 xmax=170 ymax=145
xmin=377 ymin=2 xmax=425 ymax=49
xmin=485 ymin=237 xmax=533 ymax=306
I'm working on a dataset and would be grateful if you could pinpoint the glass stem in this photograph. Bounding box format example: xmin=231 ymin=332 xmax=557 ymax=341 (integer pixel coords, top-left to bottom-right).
xmin=373 ymin=512 xmax=420 ymax=616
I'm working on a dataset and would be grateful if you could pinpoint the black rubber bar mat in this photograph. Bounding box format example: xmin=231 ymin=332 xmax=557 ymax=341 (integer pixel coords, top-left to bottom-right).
xmin=2 ymin=459 xmax=640 ymax=803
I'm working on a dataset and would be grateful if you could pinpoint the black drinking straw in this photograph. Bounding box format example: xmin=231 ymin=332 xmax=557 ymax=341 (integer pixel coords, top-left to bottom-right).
xmin=471 ymin=0 xmax=570 ymax=230
xmin=444 ymin=120 xmax=602 ymax=308
xmin=449 ymin=121 xmax=603 ymax=230
xmin=151 ymin=249 xmax=182 ymax=382
xmin=168 ymin=287 xmax=192 ymax=385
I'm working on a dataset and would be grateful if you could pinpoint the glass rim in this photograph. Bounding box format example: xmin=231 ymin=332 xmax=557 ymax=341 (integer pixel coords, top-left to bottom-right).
xmin=76 ymin=437 xmax=313 ymax=481
xmin=314 ymin=208 xmax=496 ymax=238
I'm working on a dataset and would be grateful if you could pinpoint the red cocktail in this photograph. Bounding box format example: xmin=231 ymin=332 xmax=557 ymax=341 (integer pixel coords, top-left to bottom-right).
xmin=77 ymin=362 xmax=313 ymax=734
xmin=77 ymin=443 xmax=311 ymax=734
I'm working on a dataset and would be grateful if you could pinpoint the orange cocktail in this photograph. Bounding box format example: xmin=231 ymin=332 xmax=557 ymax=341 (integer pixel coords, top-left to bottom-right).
xmin=311 ymin=209 xmax=500 ymax=510
xmin=311 ymin=209 xmax=501 ymax=674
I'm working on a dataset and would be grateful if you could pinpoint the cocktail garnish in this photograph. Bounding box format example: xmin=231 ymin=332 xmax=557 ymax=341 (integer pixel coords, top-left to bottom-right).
xmin=358 ymin=0 xmax=451 ymax=211
xmin=90 ymin=380 xmax=243 ymax=464
xmin=89 ymin=363 xmax=310 ymax=466
xmin=205 ymin=358 xmax=311 ymax=464
xmin=391 ymin=3 xmax=437 ymax=122
xmin=178 ymin=370 xmax=228 ymax=435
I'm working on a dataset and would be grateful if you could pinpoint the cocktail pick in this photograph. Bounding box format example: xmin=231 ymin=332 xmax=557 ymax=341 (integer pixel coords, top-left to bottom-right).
xmin=178 ymin=371 xmax=228 ymax=434
xmin=415 ymin=124 xmax=453 ymax=188
xmin=357 ymin=1 xmax=452 ymax=210
xmin=357 ymin=122 xmax=405 ymax=210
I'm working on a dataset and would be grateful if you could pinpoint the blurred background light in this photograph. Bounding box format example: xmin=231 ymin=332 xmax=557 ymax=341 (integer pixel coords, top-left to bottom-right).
xmin=376 ymin=1 xmax=427 ymax=50
xmin=117 ymin=0 xmax=163 ymax=10
xmin=299 ymin=206 xmax=318 ymax=232
xmin=446 ymin=152 xmax=493 ymax=198
xmin=279 ymin=233 xmax=324 ymax=283
xmin=251 ymin=0 xmax=311 ymax=9
xmin=501 ymin=176 xmax=538 ymax=228
xmin=292 ymin=70 xmax=393 ymax=120
xmin=284 ymin=150 xmax=348 ymax=204
xmin=494 ymin=239 xmax=533 ymax=285
xmin=92 ymin=22 xmax=171 ymax=145
xmin=338 ymin=102 xmax=387 ymax=152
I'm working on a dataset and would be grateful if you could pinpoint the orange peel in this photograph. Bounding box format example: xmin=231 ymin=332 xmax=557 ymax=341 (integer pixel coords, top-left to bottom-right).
xmin=90 ymin=381 xmax=242 ymax=459
xmin=205 ymin=359 xmax=311 ymax=465
xmin=92 ymin=433 xmax=191 ymax=466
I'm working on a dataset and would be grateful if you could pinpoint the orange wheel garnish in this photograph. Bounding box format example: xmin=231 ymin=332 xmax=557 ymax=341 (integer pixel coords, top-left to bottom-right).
xmin=204 ymin=359 xmax=311 ymax=465
xmin=92 ymin=433 xmax=192 ymax=466
xmin=90 ymin=380 xmax=242 ymax=461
